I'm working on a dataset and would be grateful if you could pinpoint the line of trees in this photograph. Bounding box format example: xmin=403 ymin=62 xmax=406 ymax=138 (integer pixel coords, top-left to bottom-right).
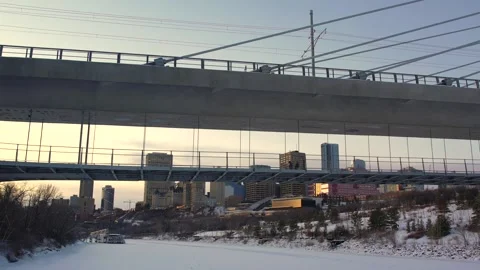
xmin=0 ymin=183 xmax=79 ymax=255
xmin=121 ymin=187 xmax=480 ymax=245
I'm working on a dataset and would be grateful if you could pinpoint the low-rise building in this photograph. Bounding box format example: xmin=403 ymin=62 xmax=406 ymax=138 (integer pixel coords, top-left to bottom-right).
xmin=51 ymin=198 xmax=70 ymax=206
xmin=320 ymin=183 xmax=379 ymax=197
xmin=270 ymin=197 xmax=316 ymax=209
xmin=280 ymin=182 xmax=306 ymax=197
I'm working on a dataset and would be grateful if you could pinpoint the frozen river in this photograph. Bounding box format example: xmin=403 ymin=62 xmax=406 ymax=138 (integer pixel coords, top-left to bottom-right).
xmin=2 ymin=239 xmax=479 ymax=270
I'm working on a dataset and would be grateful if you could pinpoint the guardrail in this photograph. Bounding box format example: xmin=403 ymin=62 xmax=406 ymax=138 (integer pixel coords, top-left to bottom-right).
xmin=1 ymin=142 xmax=479 ymax=175
xmin=1 ymin=44 xmax=479 ymax=89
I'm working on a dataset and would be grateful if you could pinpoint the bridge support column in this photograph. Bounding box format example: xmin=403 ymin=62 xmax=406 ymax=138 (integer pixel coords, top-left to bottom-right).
xmin=84 ymin=112 xmax=91 ymax=165
xmin=25 ymin=109 xmax=33 ymax=162
xmin=367 ymin=135 xmax=371 ymax=171
xmin=469 ymin=129 xmax=475 ymax=174
xmin=37 ymin=121 xmax=44 ymax=162
xmin=78 ymin=111 xmax=84 ymax=165
xmin=388 ymin=125 xmax=392 ymax=172
xmin=141 ymin=113 xmax=147 ymax=168
xmin=429 ymin=129 xmax=435 ymax=172
xmin=406 ymin=137 xmax=410 ymax=168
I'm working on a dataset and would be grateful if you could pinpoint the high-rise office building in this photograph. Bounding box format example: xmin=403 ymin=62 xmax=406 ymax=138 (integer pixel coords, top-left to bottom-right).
xmin=210 ymin=182 xmax=226 ymax=206
xmin=321 ymin=143 xmax=340 ymax=171
xmin=101 ymin=185 xmax=115 ymax=211
xmin=245 ymin=182 xmax=276 ymax=202
xmin=146 ymin=152 xmax=173 ymax=167
xmin=280 ymin=151 xmax=307 ymax=170
xmin=70 ymin=194 xmax=94 ymax=220
xmin=280 ymin=182 xmax=306 ymax=197
xmin=144 ymin=152 xmax=174 ymax=205
xmin=79 ymin=180 xmax=94 ymax=198
xmin=182 ymin=182 xmax=205 ymax=211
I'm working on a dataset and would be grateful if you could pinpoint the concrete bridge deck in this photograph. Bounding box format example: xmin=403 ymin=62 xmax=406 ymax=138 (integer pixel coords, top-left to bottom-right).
xmin=1 ymin=45 xmax=480 ymax=140
xmin=0 ymin=161 xmax=479 ymax=185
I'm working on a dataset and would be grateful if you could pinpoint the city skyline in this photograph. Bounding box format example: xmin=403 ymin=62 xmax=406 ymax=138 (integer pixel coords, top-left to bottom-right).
xmin=2 ymin=129 xmax=480 ymax=209
xmin=1 ymin=0 xmax=480 ymax=208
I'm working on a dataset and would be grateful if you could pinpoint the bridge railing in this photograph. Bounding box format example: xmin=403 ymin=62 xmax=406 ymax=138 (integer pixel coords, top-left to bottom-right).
xmin=1 ymin=44 xmax=478 ymax=89
xmin=1 ymin=142 xmax=479 ymax=175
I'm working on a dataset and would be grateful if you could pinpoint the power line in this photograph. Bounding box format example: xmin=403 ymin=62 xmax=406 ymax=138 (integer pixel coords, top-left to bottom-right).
xmin=3 ymin=3 xmax=480 ymax=58
xmin=4 ymin=1 xmax=480 ymax=59
xmin=0 ymin=9 xmax=307 ymax=39
xmin=0 ymin=24 xmax=301 ymax=53
xmin=177 ymin=0 xmax=423 ymax=60
xmin=3 ymin=25 xmax=479 ymax=71
xmin=0 ymin=2 xmax=301 ymax=32
xmin=290 ymin=24 xmax=480 ymax=68
xmin=281 ymin=11 xmax=480 ymax=67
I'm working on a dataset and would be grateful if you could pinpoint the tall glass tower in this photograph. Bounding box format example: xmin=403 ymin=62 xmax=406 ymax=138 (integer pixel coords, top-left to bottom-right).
xmin=321 ymin=143 xmax=340 ymax=171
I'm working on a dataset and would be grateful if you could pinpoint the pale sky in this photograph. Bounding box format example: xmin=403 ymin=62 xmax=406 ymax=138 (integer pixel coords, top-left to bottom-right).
xmin=1 ymin=0 xmax=480 ymax=209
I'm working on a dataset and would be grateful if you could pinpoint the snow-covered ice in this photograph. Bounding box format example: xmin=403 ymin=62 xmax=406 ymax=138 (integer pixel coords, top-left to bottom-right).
xmin=2 ymin=239 xmax=479 ymax=270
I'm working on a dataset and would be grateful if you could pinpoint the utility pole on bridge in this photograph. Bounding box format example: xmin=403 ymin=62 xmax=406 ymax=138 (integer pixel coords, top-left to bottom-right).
xmin=310 ymin=10 xmax=315 ymax=77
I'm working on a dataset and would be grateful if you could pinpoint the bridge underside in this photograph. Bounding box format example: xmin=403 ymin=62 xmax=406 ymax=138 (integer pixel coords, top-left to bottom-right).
xmin=1 ymin=161 xmax=479 ymax=185
xmin=0 ymin=58 xmax=480 ymax=139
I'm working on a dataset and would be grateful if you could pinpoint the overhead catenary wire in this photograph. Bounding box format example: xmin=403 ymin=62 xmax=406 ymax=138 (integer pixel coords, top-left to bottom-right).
xmin=4 ymin=6 xmax=480 ymax=59
xmin=459 ymin=70 xmax=480 ymax=79
xmin=280 ymin=11 xmax=480 ymax=68
xmin=4 ymin=27 xmax=479 ymax=72
xmin=0 ymin=2 xmax=308 ymax=32
xmin=4 ymin=1 xmax=480 ymax=58
xmin=354 ymin=39 xmax=480 ymax=78
xmin=287 ymin=24 xmax=480 ymax=69
xmin=328 ymin=31 xmax=480 ymax=55
xmin=3 ymin=24 xmax=480 ymax=71
xmin=404 ymin=59 xmax=480 ymax=82
xmin=460 ymin=71 xmax=480 ymax=87
xmin=175 ymin=0 xmax=423 ymax=61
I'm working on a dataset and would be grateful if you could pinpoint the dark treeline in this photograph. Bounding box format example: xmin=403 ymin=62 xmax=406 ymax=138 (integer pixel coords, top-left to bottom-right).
xmin=0 ymin=183 xmax=79 ymax=254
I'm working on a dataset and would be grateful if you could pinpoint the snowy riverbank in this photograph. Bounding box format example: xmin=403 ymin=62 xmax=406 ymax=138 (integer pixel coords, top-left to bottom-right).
xmin=3 ymin=239 xmax=480 ymax=270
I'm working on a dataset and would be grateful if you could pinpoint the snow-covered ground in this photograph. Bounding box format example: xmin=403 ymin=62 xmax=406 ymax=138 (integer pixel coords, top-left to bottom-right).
xmin=2 ymin=239 xmax=479 ymax=270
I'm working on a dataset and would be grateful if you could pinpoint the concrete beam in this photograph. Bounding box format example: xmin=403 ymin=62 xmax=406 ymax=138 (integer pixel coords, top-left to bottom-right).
xmin=1 ymin=58 xmax=480 ymax=139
